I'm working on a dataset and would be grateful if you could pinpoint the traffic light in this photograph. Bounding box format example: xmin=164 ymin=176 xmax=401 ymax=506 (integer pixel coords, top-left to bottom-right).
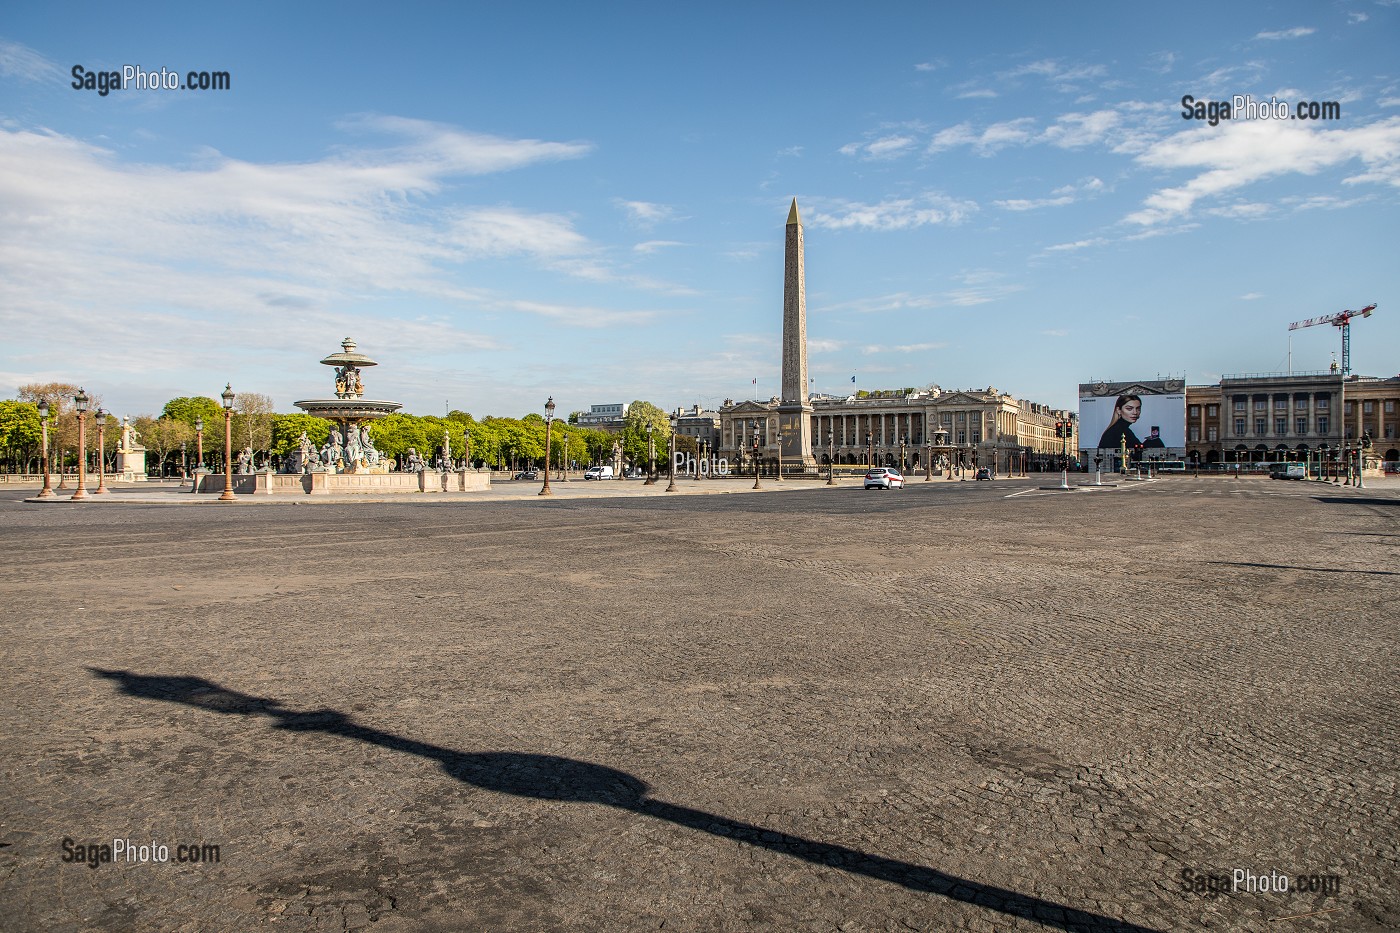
xmin=1055 ymin=421 xmax=1063 ymax=437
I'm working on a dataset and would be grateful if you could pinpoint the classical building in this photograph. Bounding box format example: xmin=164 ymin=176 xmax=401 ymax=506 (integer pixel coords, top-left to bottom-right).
xmin=718 ymin=387 xmax=1077 ymax=473
xmin=1185 ymin=371 xmax=1400 ymax=467
xmin=576 ymin=403 xmax=629 ymax=429
xmin=676 ymin=405 xmax=720 ymax=450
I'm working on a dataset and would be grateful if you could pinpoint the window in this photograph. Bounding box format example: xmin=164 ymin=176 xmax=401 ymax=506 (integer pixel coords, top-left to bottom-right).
xmin=1275 ymin=398 xmax=1288 ymax=410
xmin=1207 ymin=405 xmax=1218 ymax=417
xmin=1363 ymin=401 xmax=1374 ymax=414
xmin=1189 ymin=405 xmax=1200 ymax=418
xmin=1387 ymin=425 xmax=1396 ymax=439
xmin=1234 ymin=400 xmax=1247 ymax=412
xmin=1296 ymin=417 xmax=1307 ymax=435
xmin=1207 ymin=427 xmax=1218 ymax=442
xmin=1189 ymin=426 xmax=1200 ymax=441
xmin=957 ymin=431 xmax=966 ymax=445
xmin=1255 ymin=418 xmax=1267 ymax=435
xmin=1316 ymin=396 xmax=1329 ymax=409
xmin=1317 ymin=416 xmax=1329 ymax=434
xmin=1254 ymin=400 xmax=1267 ymax=411
xmin=1295 ymin=398 xmax=1308 ymax=410
xmin=1235 ymin=418 xmax=1246 ymax=436
xmin=1385 ymin=400 xmax=1395 ymax=414
xmin=1275 ymin=417 xmax=1287 ymax=434
xmin=971 ymin=430 xmax=981 ymax=443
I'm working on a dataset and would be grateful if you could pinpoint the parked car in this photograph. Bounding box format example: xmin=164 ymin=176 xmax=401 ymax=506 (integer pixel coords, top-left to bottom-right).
xmin=975 ymin=468 xmax=992 ymax=481
xmin=583 ymin=465 xmax=614 ymax=480
xmin=864 ymin=468 xmax=904 ymax=489
xmin=513 ymin=470 xmax=538 ymax=481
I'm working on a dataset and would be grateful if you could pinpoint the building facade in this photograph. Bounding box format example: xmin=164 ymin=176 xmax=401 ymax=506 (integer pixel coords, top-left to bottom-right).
xmin=1184 ymin=372 xmax=1400 ymax=467
xmin=576 ymin=403 xmax=629 ymax=430
xmin=717 ymin=387 xmax=1077 ymax=473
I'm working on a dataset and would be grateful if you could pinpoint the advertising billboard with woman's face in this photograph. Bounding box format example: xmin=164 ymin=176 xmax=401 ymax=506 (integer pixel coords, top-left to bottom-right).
xmin=1078 ymin=385 xmax=1185 ymax=450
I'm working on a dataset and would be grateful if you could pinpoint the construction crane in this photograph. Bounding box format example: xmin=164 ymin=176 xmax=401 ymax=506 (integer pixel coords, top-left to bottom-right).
xmin=1288 ymin=303 xmax=1377 ymax=375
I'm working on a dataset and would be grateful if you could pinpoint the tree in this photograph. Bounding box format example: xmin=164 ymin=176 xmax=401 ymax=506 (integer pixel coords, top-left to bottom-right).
xmin=0 ymin=400 xmax=41 ymax=472
xmin=161 ymin=396 xmax=223 ymax=429
xmin=138 ymin=417 xmax=193 ymax=476
xmin=270 ymin=413 xmax=332 ymax=456
xmin=620 ymin=400 xmax=672 ymax=465
xmin=232 ymin=392 xmax=275 ymax=457
xmin=18 ymin=383 xmax=101 ymax=468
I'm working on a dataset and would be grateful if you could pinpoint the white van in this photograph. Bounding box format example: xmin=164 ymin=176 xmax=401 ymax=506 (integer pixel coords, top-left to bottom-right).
xmin=583 ymin=465 xmax=614 ymax=480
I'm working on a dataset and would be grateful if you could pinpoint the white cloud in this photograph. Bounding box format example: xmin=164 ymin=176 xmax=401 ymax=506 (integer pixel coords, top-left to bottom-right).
xmin=1044 ymin=238 xmax=1107 ymax=252
xmin=927 ymin=119 xmax=1036 ymax=155
xmin=840 ymin=134 xmax=918 ymax=160
xmin=1041 ymin=110 xmax=1121 ymax=148
xmin=1239 ymin=293 xmax=1264 ymax=300
xmin=861 ymin=342 xmax=946 ymax=355
xmin=633 ymin=240 xmax=683 ymax=254
xmin=806 ymin=339 xmax=845 ymax=353
xmin=914 ymin=59 xmax=946 ymax=72
xmin=804 ymin=193 xmax=978 ymax=231
xmin=615 ymin=199 xmax=677 ymax=227
xmin=0 ymin=38 xmax=62 ymax=81
xmin=1348 ymin=12 xmax=1369 ymax=23
xmin=1255 ymin=26 xmax=1316 ymax=40
xmin=956 ymin=89 xmax=998 ymax=100
xmin=1205 ymin=202 xmax=1272 ymax=219
xmin=1040 ymin=329 xmax=1069 ymax=337
xmin=995 ymin=196 xmax=1074 ymax=211
xmin=1125 ymin=117 xmax=1400 ymax=225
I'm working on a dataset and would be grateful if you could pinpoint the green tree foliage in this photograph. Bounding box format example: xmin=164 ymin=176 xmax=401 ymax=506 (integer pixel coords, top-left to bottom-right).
xmin=619 ymin=400 xmax=672 ymax=464
xmin=161 ymin=396 xmax=224 ymax=428
xmin=270 ymin=413 xmax=332 ymax=455
xmin=0 ymin=400 xmax=42 ymax=471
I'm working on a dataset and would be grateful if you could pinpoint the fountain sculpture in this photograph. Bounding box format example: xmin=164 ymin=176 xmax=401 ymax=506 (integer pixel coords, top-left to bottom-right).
xmin=292 ymin=338 xmax=402 ymax=474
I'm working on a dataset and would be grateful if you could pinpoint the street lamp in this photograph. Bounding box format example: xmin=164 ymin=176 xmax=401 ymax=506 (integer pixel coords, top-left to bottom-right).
xmin=181 ymin=441 xmax=187 ymax=480
xmin=826 ymin=429 xmax=836 ymax=486
xmin=71 ymin=388 xmax=90 ymax=500
xmin=899 ymin=434 xmax=907 ymax=473
xmin=775 ymin=429 xmax=784 ymax=482
xmin=539 ymin=396 xmax=555 ymax=496
xmin=195 ymin=417 xmax=204 ymax=471
xmin=93 ymin=409 xmax=110 ymax=494
xmin=751 ymin=418 xmax=762 ymax=489
xmin=924 ymin=436 xmax=932 ymax=482
xmin=219 ymin=384 xmax=237 ymax=501
xmin=37 ymin=400 xmax=55 ymax=499
xmin=866 ymin=431 xmax=873 ymax=470
xmin=645 ymin=423 xmax=657 ymax=485
xmin=666 ymin=409 xmax=679 ymax=492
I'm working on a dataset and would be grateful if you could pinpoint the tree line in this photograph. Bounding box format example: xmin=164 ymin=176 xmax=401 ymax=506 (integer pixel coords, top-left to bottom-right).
xmin=0 ymin=388 xmax=697 ymax=474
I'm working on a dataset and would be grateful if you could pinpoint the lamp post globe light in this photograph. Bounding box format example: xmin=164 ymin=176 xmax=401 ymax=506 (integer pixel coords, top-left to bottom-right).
xmin=37 ymin=400 xmax=55 ymax=499
xmin=93 ymin=409 xmax=110 ymax=494
xmin=645 ymin=423 xmax=656 ymax=485
xmin=539 ymin=396 xmax=555 ymax=496
xmin=751 ymin=418 xmax=761 ymax=490
xmin=666 ymin=408 xmax=678 ymax=492
xmin=70 ymin=388 xmax=90 ymax=500
xmin=219 ymin=384 xmax=237 ymax=501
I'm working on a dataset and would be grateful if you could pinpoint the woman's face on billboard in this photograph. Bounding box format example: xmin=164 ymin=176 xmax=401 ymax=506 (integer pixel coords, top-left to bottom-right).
xmin=1119 ymin=399 xmax=1141 ymax=423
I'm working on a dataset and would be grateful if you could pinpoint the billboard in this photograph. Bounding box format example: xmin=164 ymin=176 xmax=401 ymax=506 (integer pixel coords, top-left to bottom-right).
xmin=1078 ymin=380 xmax=1186 ymax=451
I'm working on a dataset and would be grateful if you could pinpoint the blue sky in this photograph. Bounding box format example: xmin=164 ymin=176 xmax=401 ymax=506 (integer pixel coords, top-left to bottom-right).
xmin=2 ymin=1 xmax=1397 ymax=420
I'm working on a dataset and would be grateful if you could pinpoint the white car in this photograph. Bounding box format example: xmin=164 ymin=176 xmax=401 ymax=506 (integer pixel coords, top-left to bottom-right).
xmin=864 ymin=468 xmax=904 ymax=489
xmin=583 ymin=465 xmax=614 ymax=480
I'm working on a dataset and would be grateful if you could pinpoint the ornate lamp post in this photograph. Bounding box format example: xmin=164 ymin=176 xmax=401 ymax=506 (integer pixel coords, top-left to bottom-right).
xmin=645 ymin=423 xmax=657 ymax=485
xmin=900 ymin=434 xmax=908 ymax=473
xmin=924 ymin=436 xmax=932 ymax=482
xmin=93 ymin=409 xmax=110 ymax=494
xmin=775 ymin=429 xmax=784 ymax=482
xmin=827 ymin=430 xmax=836 ymax=486
xmin=71 ymin=388 xmax=90 ymax=500
xmin=219 ymin=384 xmax=237 ymax=501
xmin=666 ymin=409 xmax=678 ymax=492
xmin=751 ymin=418 xmax=762 ymax=490
xmin=539 ymin=396 xmax=555 ymax=496
xmin=37 ymin=400 xmax=55 ymax=499
xmin=866 ymin=431 xmax=873 ymax=470
xmin=180 ymin=441 xmax=187 ymax=480
xmin=195 ymin=417 xmax=204 ymax=471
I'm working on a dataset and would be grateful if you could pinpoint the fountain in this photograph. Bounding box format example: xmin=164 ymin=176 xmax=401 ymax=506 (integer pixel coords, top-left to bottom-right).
xmin=292 ymin=338 xmax=401 ymax=474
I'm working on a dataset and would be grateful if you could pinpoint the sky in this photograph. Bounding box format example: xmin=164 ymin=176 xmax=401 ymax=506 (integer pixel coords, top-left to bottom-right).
xmin=2 ymin=1 xmax=1398 ymax=421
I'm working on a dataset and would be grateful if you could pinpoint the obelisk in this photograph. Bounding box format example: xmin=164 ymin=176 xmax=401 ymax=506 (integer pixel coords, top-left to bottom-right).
xmin=778 ymin=198 xmax=816 ymax=471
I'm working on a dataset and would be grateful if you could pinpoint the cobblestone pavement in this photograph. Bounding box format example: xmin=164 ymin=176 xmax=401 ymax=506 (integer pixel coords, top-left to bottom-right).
xmin=1 ymin=477 xmax=1396 ymax=932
